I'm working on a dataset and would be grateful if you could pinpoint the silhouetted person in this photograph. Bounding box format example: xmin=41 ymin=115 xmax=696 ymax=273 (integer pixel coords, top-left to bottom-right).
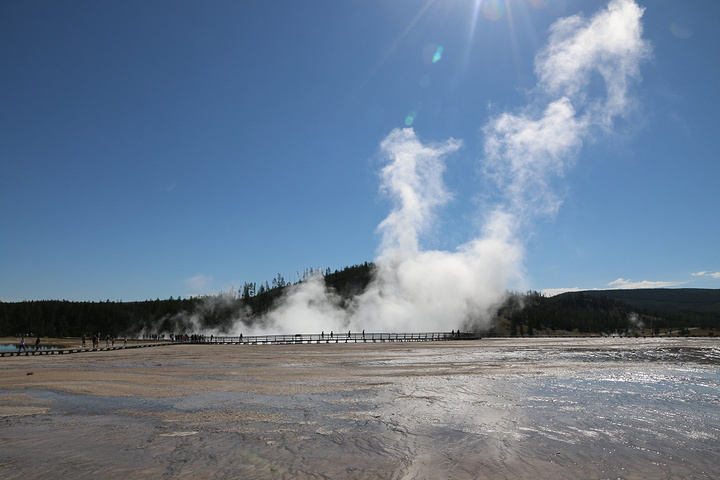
xmin=35 ymin=335 xmax=41 ymax=351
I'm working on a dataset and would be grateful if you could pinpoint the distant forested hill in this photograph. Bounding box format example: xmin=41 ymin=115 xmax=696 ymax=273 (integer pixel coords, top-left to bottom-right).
xmin=580 ymin=289 xmax=720 ymax=313
xmin=497 ymin=289 xmax=720 ymax=336
xmin=0 ymin=263 xmax=374 ymax=337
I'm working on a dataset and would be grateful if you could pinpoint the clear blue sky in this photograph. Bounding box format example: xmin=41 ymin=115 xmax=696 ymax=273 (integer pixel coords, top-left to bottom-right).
xmin=2 ymin=0 xmax=719 ymax=302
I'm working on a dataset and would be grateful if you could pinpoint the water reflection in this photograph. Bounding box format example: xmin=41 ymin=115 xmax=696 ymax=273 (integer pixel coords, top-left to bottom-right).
xmin=0 ymin=343 xmax=58 ymax=352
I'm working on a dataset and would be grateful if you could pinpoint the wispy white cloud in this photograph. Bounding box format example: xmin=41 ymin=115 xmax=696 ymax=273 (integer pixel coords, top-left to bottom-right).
xmin=691 ymin=271 xmax=720 ymax=279
xmin=186 ymin=274 xmax=214 ymax=294
xmin=607 ymin=278 xmax=685 ymax=289
xmin=543 ymin=276 xmax=686 ymax=296
xmin=542 ymin=287 xmax=583 ymax=297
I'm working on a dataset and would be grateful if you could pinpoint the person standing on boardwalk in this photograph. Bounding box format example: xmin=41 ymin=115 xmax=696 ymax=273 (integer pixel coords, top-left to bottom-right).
xmin=19 ymin=335 xmax=26 ymax=351
xmin=35 ymin=335 xmax=41 ymax=351
xmin=82 ymin=335 xmax=86 ymax=348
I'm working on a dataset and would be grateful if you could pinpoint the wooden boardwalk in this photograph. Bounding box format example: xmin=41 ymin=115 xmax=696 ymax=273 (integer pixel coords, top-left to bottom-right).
xmin=0 ymin=342 xmax=175 ymax=357
xmin=205 ymin=331 xmax=477 ymax=345
xmin=0 ymin=331 xmax=477 ymax=357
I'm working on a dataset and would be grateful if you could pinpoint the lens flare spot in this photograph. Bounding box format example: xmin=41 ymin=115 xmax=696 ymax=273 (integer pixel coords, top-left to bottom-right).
xmin=669 ymin=21 xmax=693 ymax=39
xmin=422 ymin=43 xmax=444 ymax=65
xmin=405 ymin=111 xmax=417 ymax=126
xmin=482 ymin=0 xmax=505 ymax=21
xmin=526 ymin=0 xmax=548 ymax=8
xmin=432 ymin=45 xmax=444 ymax=64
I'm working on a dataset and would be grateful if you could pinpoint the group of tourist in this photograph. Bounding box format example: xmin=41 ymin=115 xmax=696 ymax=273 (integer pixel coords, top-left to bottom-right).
xmin=171 ymin=333 xmax=212 ymax=342
xmin=17 ymin=334 xmax=41 ymax=351
xmin=140 ymin=333 xmax=165 ymax=340
xmin=80 ymin=333 xmax=128 ymax=348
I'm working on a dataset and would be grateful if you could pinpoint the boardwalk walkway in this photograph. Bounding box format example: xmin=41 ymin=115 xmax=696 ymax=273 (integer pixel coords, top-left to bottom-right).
xmin=0 ymin=331 xmax=477 ymax=357
xmin=0 ymin=342 xmax=175 ymax=357
xmin=206 ymin=331 xmax=477 ymax=345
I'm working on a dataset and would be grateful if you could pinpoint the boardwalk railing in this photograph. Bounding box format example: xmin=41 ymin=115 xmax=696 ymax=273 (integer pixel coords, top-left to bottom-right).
xmin=1 ymin=331 xmax=478 ymax=357
xmin=185 ymin=331 xmax=478 ymax=345
xmin=0 ymin=342 xmax=174 ymax=357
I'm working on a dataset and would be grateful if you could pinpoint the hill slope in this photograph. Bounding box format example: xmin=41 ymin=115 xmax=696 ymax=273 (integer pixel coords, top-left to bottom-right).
xmin=577 ymin=289 xmax=720 ymax=313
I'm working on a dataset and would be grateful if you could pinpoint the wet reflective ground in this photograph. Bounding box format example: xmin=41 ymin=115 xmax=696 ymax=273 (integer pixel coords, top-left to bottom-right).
xmin=1 ymin=338 xmax=718 ymax=479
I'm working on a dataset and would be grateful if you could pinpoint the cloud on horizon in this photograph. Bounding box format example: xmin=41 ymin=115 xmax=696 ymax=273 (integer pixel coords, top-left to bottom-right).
xmin=607 ymin=278 xmax=686 ymax=289
xmin=186 ymin=274 xmax=214 ymax=294
xmin=543 ymin=276 xmax=686 ymax=297
xmin=691 ymin=271 xmax=720 ymax=279
xmin=541 ymin=287 xmax=583 ymax=297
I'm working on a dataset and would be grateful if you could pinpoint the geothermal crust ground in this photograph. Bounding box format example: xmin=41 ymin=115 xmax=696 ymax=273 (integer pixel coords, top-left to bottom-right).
xmin=1 ymin=337 xmax=719 ymax=479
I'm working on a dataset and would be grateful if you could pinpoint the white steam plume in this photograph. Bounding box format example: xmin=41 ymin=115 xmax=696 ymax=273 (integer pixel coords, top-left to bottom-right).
xmin=260 ymin=275 xmax=345 ymax=334
xmin=484 ymin=0 xmax=650 ymax=220
xmin=351 ymin=130 xmax=524 ymax=332
xmin=535 ymin=0 xmax=650 ymax=125
xmin=227 ymin=0 xmax=649 ymax=335
xmin=375 ymin=128 xmax=460 ymax=260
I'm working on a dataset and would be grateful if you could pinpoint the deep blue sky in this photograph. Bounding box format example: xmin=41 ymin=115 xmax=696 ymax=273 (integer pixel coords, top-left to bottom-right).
xmin=2 ymin=0 xmax=719 ymax=301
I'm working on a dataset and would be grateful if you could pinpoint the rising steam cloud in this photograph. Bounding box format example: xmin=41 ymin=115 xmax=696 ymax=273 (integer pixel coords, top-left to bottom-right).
xmin=234 ymin=0 xmax=650 ymax=335
xmin=483 ymin=0 xmax=650 ymax=220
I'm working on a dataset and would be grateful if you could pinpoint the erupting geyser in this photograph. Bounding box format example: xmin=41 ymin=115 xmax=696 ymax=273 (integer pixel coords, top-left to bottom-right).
xmin=175 ymin=0 xmax=650 ymax=337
